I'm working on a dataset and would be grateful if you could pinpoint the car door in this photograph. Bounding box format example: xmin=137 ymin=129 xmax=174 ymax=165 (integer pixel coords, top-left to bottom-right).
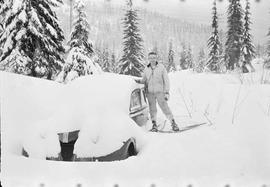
xmin=129 ymin=88 xmax=149 ymax=127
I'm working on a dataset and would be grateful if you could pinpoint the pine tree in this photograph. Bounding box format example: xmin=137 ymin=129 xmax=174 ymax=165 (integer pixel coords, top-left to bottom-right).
xmin=0 ymin=0 xmax=4 ymax=33
xmin=196 ymin=48 xmax=206 ymax=73
xmin=102 ymin=48 xmax=111 ymax=72
xmin=179 ymin=43 xmax=193 ymax=70
xmin=268 ymin=34 xmax=270 ymax=58
xmin=0 ymin=0 xmax=4 ymax=57
xmin=119 ymin=0 xmax=144 ymax=77
xmin=207 ymin=0 xmax=221 ymax=72
xmin=186 ymin=44 xmax=194 ymax=69
xmin=267 ymin=20 xmax=270 ymax=58
xmin=63 ymin=0 xmax=101 ymax=82
xmin=241 ymin=0 xmax=255 ymax=72
xmin=225 ymin=0 xmax=244 ymax=70
xmin=0 ymin=0 xmax=65 ymax=79
xmin=0 ymin=0 xmax=7 ymax=58
xmin=167 ymin=41 xmax=176 ymax=72
xmin=0 ymin=0 xmax=6 ymax=22
xmin=111 ymin=51 xmax=118 ymax=73
xmin=219 ymin=30 xmax=225 ymax=57
xmin=94 ymin=45 xmax=103 ymax=67
xmin=255 ymin=44 xmax=265 ymax=58
xmin=179 ymin=43 xmax=188 ymax=70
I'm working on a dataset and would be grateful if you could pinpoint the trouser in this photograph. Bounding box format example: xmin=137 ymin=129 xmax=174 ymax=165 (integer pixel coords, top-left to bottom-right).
xmin=146 ymin=92 xmax=174 ymax=122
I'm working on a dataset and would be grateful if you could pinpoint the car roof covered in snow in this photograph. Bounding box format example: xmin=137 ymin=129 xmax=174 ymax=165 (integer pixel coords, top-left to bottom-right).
xmin=1 ymin=72 xmax=145 ymax=159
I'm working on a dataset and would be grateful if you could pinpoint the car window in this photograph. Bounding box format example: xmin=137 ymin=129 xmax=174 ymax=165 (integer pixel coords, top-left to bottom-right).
xmin=130 ymin=89 xmax=142 ymax=112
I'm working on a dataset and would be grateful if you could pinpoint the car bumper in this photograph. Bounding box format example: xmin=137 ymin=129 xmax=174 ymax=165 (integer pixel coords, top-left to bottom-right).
xmin=22 ymin=138 xmax=137 ymax=162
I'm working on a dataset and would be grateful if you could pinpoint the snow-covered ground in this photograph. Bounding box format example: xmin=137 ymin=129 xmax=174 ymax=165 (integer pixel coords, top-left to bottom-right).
xmin=1 ymin=68 xmax=270 ymax=187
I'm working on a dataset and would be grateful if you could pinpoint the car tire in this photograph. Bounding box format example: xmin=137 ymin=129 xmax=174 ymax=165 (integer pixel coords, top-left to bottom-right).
xmin=127 ymin=140 xmax=137 ymax=157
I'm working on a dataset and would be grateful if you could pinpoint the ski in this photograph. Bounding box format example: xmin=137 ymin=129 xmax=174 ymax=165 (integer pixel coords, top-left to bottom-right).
xmin=156 ymin=122 xmax=207 ymax=133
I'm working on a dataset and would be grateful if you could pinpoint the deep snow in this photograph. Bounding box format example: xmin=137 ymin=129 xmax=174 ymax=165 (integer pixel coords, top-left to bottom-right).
xmin=0 ymin=72 xmax=146 ymax=159
xmin=1 ymin=69 xmax=270 ymax=187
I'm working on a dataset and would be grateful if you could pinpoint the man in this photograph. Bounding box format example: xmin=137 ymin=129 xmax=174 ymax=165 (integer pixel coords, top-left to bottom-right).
xmin=135 ymin=52 xmax=180 ymax=132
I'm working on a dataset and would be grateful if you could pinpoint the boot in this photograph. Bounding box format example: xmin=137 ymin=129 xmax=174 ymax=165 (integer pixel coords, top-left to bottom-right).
xmin=150 ymin=120 xmax=158 ymax=132
xmin=171 ymin=119 xmax=180 ymax=132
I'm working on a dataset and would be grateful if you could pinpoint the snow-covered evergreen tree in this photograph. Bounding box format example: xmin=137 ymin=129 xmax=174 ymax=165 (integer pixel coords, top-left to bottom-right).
xmin=266 ymin=26 xmax=270 ymax=69
xmin=0 ymin=0 xmax=6 ymax=25
xmin=119 ymin=0 xmax=144 ymax=77
xmin=196 ymin=48 xmax=206 ymax=73
xmin=217 ymin=30 xmax=227 ymax=73
xmin=241 ymin=0 xmax=255 ymax=72
xmin=207 ymin=0 xmax=221 ymax=72
xmin=179 ymin=44 xmax=193 ymax=70
xmin=111 ymin=51 xmax=119 ymax=73
xmin=179 ymin=43 xmax=188 ymax=70
xmin=167 ymin=41 xmax=176 ymax=72
xmin=62 ymin=0 xmax=102 ymax=83
xmin=225 ymin=0 xmax=244 ymax=70
xmin=219 ymin=30 xmax=225 ymax=57
xmin=186 ymin=45 xmax=194 ymax=69
xmin=0 ymin=0 xmax=8 ymax=61
xmin=0 ymin=0 xmax=65 ymax=79
xmin=256 ymin=44 xmax=266 ymax=58
xmin=0 ymin=0 xmax=4 ymax=33
xmin=267 ymin=16 xmax=270 ymax=58
xmin=101 ymin=48 xmax=111 ymax=72
xmin=93 ymin=46 xmax=102 ymax=65
xmin=268 ymin=34 xmax=270 ymax=58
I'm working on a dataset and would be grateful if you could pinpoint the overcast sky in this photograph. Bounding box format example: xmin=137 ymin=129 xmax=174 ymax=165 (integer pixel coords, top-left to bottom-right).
xmin=81 ymin=0 xmax=270 ymax=44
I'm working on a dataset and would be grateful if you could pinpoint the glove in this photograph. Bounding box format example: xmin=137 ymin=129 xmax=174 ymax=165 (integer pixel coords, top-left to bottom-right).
xmin=164 ymin=92 xmax=170 ymax=101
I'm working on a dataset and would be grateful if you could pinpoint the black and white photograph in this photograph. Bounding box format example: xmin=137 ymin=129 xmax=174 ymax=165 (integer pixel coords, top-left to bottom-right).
xmin=0 ymin=0 xmax=270 ymax=186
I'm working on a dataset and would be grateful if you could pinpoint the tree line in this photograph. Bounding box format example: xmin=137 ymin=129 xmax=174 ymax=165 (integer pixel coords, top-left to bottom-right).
xmin=0 ymin=0 xmax=269 ymax=81
xmin=119 ymin=0 xmax=270 ymax=76
xmin=0 ymin=0 xmax=102 ymax=82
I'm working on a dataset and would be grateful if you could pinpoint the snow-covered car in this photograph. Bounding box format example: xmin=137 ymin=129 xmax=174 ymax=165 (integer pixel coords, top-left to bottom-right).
xmin=16 ymin=73 xmax=148 ymax=161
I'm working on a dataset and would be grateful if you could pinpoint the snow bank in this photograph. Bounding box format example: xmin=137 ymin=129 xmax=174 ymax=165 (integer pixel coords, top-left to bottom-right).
xmin=1 ymin=71 xmax=270 ymax=187
xmin=160 ymin=70 xmax=270 ymax=126
xmin=1 ymin=72 xmax=146 ymax=159
xmin=142 ymin=70 xmax=270 ymax=186
xmin=0 ymin=72 xmax=63 ymax=157
xmin=52 ymin=73 xmax=146 ymax=157
xmin=142 ymin=71 xmax=269 ymax=186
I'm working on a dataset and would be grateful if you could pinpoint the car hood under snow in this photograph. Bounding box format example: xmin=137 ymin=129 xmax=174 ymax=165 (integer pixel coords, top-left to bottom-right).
xmin=1 ymin=72 xmax=146 ymax=159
